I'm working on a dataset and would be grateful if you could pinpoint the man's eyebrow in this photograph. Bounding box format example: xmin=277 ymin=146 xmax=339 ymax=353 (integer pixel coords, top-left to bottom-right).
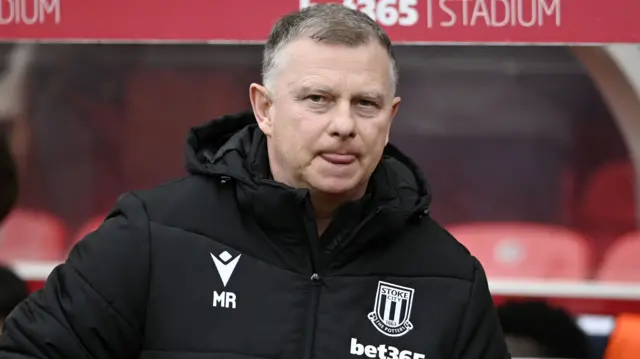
xmin=288 ymin=85 xmax=386 ymax=102
xmin=290 ymin=84 xmax=335 ymax=96
xmin=355 ymin=92 xmax=385 ymax=103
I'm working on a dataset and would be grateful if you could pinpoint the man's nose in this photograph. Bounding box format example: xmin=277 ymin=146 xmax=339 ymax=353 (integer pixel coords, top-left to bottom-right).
xmin=329 ymin=102 xmax=356 ymax=139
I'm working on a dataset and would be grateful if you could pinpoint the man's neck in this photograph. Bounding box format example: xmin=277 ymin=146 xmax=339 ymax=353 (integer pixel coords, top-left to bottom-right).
xmin=311 ymin=194 xmax=338 ymax=236
xmin=267 ymin=154 xmax=366 ymax=235
xmin=310 ymin=187 xmax=365 ymax=236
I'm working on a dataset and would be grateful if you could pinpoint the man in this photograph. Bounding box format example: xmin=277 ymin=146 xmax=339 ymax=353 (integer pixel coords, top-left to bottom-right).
xmin=0 ymin=4 xmax=508 ymax=358
xmin=0 ymin=267 xmax=28 ymax=335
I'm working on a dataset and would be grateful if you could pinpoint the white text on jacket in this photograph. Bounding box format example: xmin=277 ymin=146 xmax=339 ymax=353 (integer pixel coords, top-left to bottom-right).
xmin=350 ymin=338 xmax=426 ymax=359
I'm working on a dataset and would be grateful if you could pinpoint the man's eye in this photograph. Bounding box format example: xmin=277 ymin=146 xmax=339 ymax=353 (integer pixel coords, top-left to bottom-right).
xmin=358 ymin=99 xmax=377 ymax=107
xmin=306 ymin=95 xmax=326 ymax=103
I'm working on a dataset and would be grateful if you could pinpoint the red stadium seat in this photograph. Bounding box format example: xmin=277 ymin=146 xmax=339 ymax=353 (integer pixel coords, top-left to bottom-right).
xmin=596 ymin=231 xmax=640 ymax=282
xmin=578 ymin=161 xmax=637 ymax=242
xmin=447 ymin=222 xmax=592 ymax=279
xmin=0 ymin=209 xmax=66 ymax=262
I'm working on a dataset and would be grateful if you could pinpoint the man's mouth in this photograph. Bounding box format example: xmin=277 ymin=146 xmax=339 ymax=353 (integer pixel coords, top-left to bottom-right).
xmin=320 ymin=153 xmax=357 ymax=165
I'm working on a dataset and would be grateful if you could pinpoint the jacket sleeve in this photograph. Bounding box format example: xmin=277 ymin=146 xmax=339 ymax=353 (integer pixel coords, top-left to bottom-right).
xmin=453 ymin=258 xmax=511 ymax=359
xmin=0 ymin=193 xmax=151 ymax=359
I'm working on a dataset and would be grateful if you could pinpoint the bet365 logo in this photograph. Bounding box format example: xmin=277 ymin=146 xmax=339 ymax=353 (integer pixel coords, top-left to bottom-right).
xmin=350 ymin=338 xmax=426 ymax=359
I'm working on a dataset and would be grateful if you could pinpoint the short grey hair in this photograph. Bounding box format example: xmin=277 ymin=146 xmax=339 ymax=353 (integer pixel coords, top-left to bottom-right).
xmin=262 ymin=4 xmax=398 ymax=93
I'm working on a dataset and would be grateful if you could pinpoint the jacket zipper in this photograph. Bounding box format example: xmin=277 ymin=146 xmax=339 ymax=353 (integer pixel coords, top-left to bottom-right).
xmin=302 ymin=209 xmax=380 ymax=359
xmin=302 ymin=195 xmax=323 ymax=359
xmin=302 ymin=206 xmax=387 ymax=359
xmin=326 ymin=207 xmax=382 ymax=260
xmin=303 ymin=272 xmax=322 ymax=359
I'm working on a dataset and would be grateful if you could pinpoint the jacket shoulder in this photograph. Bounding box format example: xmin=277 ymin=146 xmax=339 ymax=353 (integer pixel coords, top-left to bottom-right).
xmin=371 ymin=217 xmax=479 ymax=282
xmin=131 ymin=175 xmax=225 ymax=218
xmin=417 ymin=217 xmax=478 ymax=280
xmin=128 ymin=174 xmax=236 ymax=237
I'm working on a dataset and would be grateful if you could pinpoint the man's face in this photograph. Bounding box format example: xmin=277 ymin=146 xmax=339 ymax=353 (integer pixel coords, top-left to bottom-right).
xmin=251 ymin=38 xmax=400 ymax=196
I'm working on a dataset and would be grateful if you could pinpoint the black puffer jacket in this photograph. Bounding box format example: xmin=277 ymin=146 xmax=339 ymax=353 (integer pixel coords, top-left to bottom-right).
xmin=0 ymin=111 xmax=509 ymax=359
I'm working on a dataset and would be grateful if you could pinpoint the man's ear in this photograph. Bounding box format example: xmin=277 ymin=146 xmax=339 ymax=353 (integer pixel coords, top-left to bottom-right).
xmin=249 ymin=83 xmax=274 ymax=136
xmin=385 ymin=96 xmax=401 ymax=144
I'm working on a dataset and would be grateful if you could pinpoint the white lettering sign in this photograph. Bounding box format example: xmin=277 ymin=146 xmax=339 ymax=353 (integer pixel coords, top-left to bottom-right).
xmin=431 ymin=0 xmax=560 ymax=28
xmin=0 ymin=0 xmax=61 ymax=25
xmin=300 ymin=0 xmax=419 ymax=27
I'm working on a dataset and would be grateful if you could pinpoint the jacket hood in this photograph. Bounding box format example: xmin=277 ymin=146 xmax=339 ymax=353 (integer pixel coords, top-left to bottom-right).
xmin=186 ymin=111 xmax=432 ymax=246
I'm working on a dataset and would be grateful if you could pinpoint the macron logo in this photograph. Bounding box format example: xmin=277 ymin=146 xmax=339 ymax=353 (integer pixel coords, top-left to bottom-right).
xmin=211 ymin=251 xmax=241 ymax=287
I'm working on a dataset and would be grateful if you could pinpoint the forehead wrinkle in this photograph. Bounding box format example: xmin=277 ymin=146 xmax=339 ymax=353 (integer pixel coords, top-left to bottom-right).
xmin=272 ymin=39 xmax=395 ymax=93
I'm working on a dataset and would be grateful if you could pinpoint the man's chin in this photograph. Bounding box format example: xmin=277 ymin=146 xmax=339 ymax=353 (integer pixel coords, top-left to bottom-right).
xmin=308 ymin=177 xmax=363 ymax=196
